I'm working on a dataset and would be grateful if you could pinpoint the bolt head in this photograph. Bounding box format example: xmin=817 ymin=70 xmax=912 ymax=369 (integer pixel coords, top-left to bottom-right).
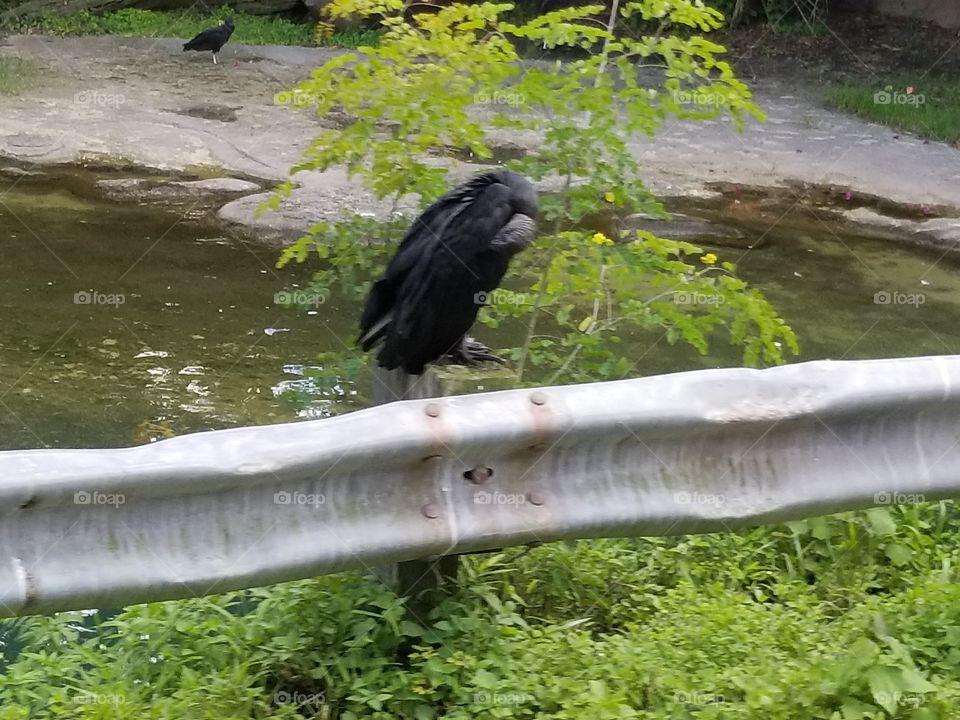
xmin=422 ymin=503 xmax=440 ymax=519
xmin=464 ymin=465 xmax=493 ymax=484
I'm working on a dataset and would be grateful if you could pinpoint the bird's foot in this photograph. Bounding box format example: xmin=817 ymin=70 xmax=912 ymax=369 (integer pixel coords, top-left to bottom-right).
xmin=441 ymin=338 xmax=506 ymax=367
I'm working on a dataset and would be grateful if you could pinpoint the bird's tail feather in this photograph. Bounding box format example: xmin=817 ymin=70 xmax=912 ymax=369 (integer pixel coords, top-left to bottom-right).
xmin=358 ymin=279 xmax=395 ymax=350
xmin=358 ymin=313 xmax=392 ymax=352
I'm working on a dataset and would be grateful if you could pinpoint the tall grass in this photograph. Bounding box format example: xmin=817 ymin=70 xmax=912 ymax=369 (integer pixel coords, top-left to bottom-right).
xmin=829 ymin=76 xmax=960 ymax=144
xmin=1 ymin=8 xmax=379 ymax=48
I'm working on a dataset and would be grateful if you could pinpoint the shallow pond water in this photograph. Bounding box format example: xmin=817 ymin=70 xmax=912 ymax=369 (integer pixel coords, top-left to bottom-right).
xmin=0 ymin=175 xmax=357 ymax=450
xmin=694 ymin=202 xmax=960 ymax=364
xmin=1 ymin=175 xmax=957 ymax=450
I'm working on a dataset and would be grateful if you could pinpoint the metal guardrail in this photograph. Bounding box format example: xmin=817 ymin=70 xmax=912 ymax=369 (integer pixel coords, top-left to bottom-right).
xmin=2 ymin=355 xmax=960 ymax=617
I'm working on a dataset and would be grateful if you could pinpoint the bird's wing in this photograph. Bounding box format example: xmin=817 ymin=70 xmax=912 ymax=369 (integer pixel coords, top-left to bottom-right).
xmin=389 ymin=182 xmax=516 ymax=344
xmin=359 ymin=172 xmax=527 ymax=362
xmin=184 ymin=27 xmax=214 ymax=48
xmin=193 ymin=27 xmax=216 ymax=41
xmin=381 ymin=173 xmax=500 ymax=282
xmin=185 ymin=25 xmax=230 ymax=48
xmin=359 ymin=173 xmax=503 ymax=343
xmin=426 ymin=180 xmax=515 ymax=263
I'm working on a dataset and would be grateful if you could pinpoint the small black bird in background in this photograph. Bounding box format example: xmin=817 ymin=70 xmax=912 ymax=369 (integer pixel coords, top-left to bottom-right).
xmin=183 ymin=16 xmax=235 ymax=65
xmin=359 ymin=170 xmax=539 ymax=376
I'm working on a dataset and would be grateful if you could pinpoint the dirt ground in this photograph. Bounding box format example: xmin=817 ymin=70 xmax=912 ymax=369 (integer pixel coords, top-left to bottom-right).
xmin=0 ymin=34 xmax=336 ymax=137
xmin=717 ymin=12 xmax=960 ymax=84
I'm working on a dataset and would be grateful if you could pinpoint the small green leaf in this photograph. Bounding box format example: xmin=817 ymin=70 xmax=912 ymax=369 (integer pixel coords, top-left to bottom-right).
xmin=866 ymin=508 xmax=897 ymax=536
xmin=868 ymin=666 xmax=904 ymax=713
xmin=400 ymin=620 xmax=424 ymax=637
xmin=474 ymin=669 xmax=499 ymax=688
xmin=899 ymin=668 xmax=937 ymax=694
xmin=885 ymin=543 xmax=914 ymax=566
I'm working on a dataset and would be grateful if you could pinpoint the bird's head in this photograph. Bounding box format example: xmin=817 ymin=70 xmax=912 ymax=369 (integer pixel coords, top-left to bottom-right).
xmin=495 ymin=170 xmax=538 ymax=220
xmin=224 ymin=16 xmax=235 ymax=27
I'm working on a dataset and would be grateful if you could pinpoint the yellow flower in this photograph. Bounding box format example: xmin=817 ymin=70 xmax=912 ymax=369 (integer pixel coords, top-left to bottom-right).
xmin=591 ymin=232 xmax=614 ymax=246
xmin=701 ymin=253 xmax=718 ymax=265
xmin=603 ymin=191 xmax=616 ymax=203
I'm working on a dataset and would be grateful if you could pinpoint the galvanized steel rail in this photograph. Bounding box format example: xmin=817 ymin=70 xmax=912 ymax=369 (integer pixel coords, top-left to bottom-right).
xmin=2 ymin=355 xmax=960 ymax=617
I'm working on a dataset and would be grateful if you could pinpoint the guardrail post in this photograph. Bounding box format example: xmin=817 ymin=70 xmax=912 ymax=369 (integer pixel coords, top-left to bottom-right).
xmin=372 ymin=366 xmax=458 ymax=621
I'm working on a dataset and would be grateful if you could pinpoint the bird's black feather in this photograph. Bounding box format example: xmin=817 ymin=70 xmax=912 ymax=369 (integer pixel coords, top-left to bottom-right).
xmin=358 ymin=170 xmax=538 ymax=375
xmin=183 ymin=17 xmax=235 ymax=53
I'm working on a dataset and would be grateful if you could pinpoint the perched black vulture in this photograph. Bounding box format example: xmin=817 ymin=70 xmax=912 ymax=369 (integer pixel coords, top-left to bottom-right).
xmin=183 ymin=16 xmax=235 ymax=65
xmin=359 ymin=170 xmax=538 ymax=375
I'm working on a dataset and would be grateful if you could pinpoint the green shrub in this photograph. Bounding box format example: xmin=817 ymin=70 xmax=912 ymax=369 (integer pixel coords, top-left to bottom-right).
xmin=2 ymin=506 xmax=959 ymax=718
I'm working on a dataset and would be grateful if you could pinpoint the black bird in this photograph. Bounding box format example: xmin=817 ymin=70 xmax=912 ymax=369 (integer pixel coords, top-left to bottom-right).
xmin=359 ymin=170 xmax=538 ymax=376
xmin=183 ymin=16 xmax=235 ymax=65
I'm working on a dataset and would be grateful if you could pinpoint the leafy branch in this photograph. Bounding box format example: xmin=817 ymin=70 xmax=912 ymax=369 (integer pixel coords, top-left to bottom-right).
xmin=273 ymin=0 xmax=797 ymax=386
